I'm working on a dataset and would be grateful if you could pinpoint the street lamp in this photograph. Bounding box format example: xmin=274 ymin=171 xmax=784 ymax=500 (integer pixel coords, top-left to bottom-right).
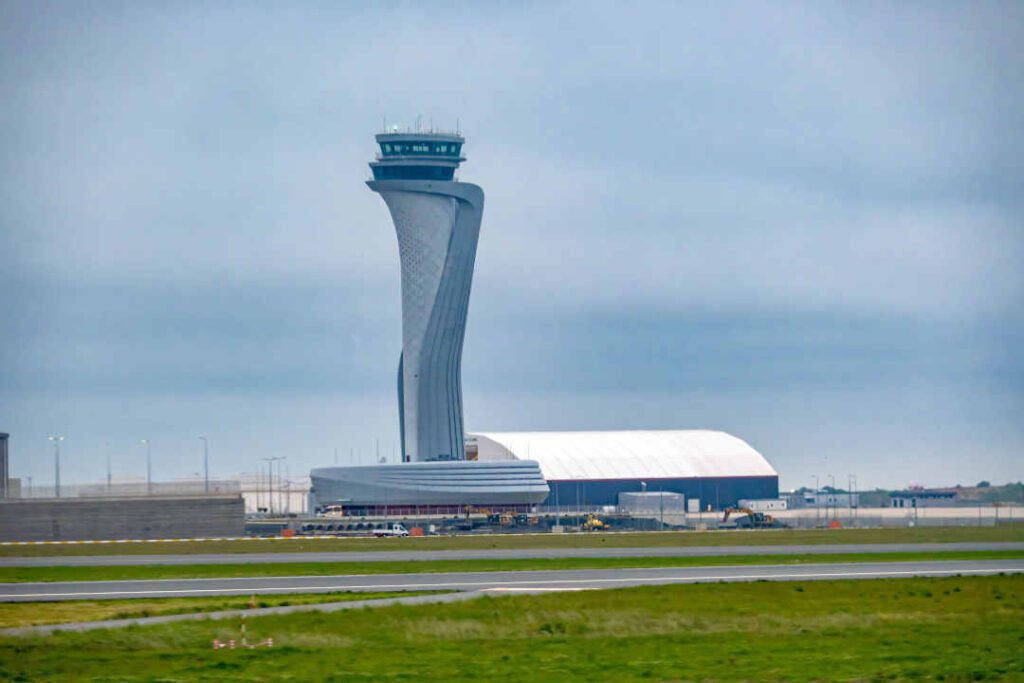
xmin=848 ymin=474 xmax=856 ymax=523
xmin=141 ymin=440 xmax=151 ymax=495
xmin=278 ymin=457 xmax=287 ymax=514
xmin=261 ymin=456 xmax=285 ymax=516
xmin=829 ymin=474 xmax=836 ymax=520
xmin=105 ymin=441 xmax=112 ymax=494
xmin=813 ymin=474 xmax=820 ymax=525
xmin=48 ymin=436 xmax=64 ymax=498
xmin=199 ymin=436 xmax=209 ymax=494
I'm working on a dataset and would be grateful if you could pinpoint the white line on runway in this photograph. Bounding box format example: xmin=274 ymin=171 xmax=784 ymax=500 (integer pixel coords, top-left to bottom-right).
xmin=3 ymin=566 xmax=1019 ymax=600
xmin=484 ymin=587 xmax=594 ymax=592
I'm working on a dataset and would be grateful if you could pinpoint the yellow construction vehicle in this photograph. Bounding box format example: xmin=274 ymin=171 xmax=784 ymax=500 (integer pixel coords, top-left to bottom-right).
xmin=722 ymin=507 xmax=778 ymax=528
xmin=581 ymin=514 xmax=610 ymax=531
xmin=487 ymin=511 xmax=517 ymax=526
xmin=322 ymin=505 xmax=345 ymax=517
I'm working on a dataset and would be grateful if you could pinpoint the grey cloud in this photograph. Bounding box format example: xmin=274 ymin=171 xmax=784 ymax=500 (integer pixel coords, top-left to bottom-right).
xmin=1 ymin=1 xmax=1021 ymax=489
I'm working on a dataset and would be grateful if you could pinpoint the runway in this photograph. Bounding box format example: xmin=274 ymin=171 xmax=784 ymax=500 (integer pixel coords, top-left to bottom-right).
xmin=2 ymin=559 xmax=1020 ymax=602
xmin=3 ymin=542 xmax=1020 ymax=567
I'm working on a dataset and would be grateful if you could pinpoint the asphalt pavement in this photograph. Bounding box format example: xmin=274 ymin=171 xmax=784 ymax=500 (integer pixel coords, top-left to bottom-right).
xmin=3 ymin=542 xmax=1020 ymax=567
xmin=2 ymin=559 xmax=1020 ymax=602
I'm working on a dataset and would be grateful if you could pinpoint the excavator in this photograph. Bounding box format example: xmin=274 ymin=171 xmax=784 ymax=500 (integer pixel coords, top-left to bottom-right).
xmin=722 ymin=507 xmax=783 ymax=529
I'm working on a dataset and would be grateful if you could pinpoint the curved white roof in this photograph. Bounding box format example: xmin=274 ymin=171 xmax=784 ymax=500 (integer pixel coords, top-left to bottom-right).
xmin=469 ymin=430 xmax=776 ymax=481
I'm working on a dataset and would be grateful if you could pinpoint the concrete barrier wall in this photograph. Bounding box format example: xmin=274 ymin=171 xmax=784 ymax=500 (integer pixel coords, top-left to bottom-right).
xmin=0 ymin=496 xmax=245 ymax=541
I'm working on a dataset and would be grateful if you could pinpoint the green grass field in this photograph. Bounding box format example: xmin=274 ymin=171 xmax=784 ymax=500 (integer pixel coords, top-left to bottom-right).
xmin=2 ymin=525 xmax=1021 ymax=557
xmin=0 ymin=591 xmax=433 ymax=629
xmin=0 ymin=575 xmax=1019 ymax=681
xmin=1 ymin=549 xmax=1020 ymax=584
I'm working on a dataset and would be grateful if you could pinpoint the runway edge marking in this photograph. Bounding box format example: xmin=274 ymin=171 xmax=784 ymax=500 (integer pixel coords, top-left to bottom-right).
xmin=2 ymin=566 xmax=1020 ymax=600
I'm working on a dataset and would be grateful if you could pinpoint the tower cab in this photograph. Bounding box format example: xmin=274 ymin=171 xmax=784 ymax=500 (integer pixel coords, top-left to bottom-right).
xmin=370 ymin=129 xmax=466 ymax=181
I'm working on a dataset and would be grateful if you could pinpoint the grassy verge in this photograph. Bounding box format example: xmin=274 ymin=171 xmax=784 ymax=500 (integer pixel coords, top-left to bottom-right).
xmin=0 ymin=591 xmax=437 ymax=629
xmin=1 ymin=575 xmax=1020 ymax=681
xmin=2 ymin=524 xmax=1022 ymax=557
xmin=1 ymin=550 xmax=1020 ymax=584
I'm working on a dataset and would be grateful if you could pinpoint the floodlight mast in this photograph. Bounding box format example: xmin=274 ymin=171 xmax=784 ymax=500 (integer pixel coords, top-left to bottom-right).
xmin=141 ymin=440 xmax=151 ymax=495
xmin=199 ymin=436 xmax=209 ymax=494
xmin=48 ymin=436 xmax=64 ymax=498
xmin=261 ymin=456 xmax=285 ymax=516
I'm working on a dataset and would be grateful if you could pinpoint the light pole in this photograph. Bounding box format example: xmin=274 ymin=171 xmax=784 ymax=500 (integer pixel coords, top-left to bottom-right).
xmin=813 ymin=474 xmax=820 ymax=526
xmin=48 ymin=436 xmax=64 ymax=498
xmin=829 ymin=474 xmax=836 ymax=520
xmin=279 ymin=457 xmax=287 ymax=514
xmin=199 ymin=437 xmax=209 ymax=494
xmin=848 ymin=474 xmax=856 ymax=523
xmin=261 ymin=458 xmax=272 ymax=515
xmin=659 ymin=487 xmax=664 ymax=531
xmin=141 ymin=440 xmax=151 ymax=495
xmin=261 ymin=456 xmax=284 ymax=516
xmin=105 ymin=441 xmax=112 ymax=494
xmin=284 ymin=463 xmax=291 ymax=515
xmin=554 ymin=483 xmax=560 ymax=528
xmin=851 ymin=474 xmax=858 ymax=522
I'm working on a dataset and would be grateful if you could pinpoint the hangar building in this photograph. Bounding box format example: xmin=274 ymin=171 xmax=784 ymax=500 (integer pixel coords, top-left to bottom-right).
xmin=469 ymin=430 xmax=778 ymax=511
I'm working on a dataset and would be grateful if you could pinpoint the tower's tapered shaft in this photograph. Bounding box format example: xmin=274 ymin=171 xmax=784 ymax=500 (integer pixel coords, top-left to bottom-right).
xmin=367 ymin=129 xmax=483 ymax=462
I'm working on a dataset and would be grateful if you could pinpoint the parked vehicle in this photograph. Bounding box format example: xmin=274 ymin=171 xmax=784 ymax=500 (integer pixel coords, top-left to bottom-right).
xmin=488 ymin=511 xmax=518 ymax=526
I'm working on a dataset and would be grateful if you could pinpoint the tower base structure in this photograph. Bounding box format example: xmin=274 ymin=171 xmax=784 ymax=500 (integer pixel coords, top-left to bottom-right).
xmin=309 ymin=460 xmax=549 ymax=513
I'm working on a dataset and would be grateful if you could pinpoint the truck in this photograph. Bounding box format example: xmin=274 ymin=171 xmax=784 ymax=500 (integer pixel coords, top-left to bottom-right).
xmin=373 ymin=523 xmax=410 ymax=538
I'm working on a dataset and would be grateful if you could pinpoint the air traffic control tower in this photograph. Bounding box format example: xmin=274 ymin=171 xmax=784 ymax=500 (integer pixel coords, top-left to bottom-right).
xmin=307 ymin=129 xmax=546 ymax=513
xmin=367 ymin=128 xmax=484 ymax=463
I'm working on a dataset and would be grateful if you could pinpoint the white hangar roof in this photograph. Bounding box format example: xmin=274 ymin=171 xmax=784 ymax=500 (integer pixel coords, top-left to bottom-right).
xmin=469 ymin=430 xmax=777 ymax=482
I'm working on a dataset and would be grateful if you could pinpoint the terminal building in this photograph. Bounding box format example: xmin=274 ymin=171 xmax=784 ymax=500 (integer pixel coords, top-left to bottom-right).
xmin=311 ymin=429 xmax=778 ymax=513
xmin=470 ymin=430 xmax=778 ymax=510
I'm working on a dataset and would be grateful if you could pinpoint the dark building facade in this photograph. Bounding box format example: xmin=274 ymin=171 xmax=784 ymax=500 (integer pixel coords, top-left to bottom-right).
xmin=544 ymin=475 xmax=779 ymax=511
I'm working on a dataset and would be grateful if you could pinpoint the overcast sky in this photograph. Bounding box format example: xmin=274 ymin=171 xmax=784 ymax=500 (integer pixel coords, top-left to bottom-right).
xmin=2 ymin=1 xmax=1021 ymax=491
